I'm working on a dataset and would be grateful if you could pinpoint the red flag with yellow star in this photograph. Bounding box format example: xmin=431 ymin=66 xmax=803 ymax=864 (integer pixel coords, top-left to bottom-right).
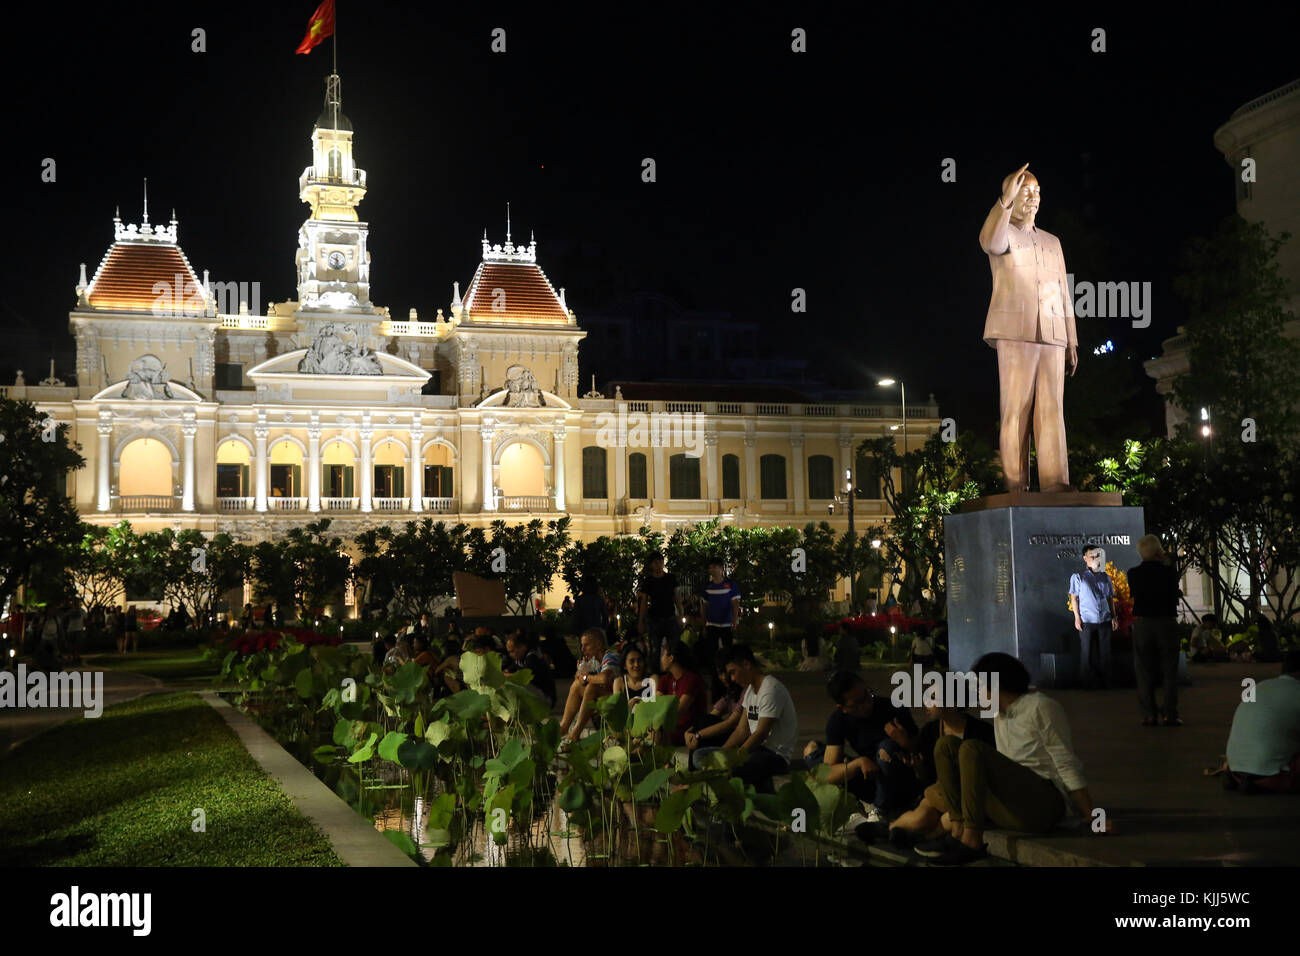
xmin=295 ymin=0 xmax=335 ymax=55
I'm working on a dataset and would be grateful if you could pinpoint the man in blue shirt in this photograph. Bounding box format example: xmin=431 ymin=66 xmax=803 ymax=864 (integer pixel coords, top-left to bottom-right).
xmin=1069 ymin=545 xmax=1115 ymax=688
xmin=697 ymin=557 xmax=741 ymax=697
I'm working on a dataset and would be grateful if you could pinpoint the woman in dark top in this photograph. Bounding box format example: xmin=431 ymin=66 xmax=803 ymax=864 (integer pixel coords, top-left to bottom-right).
xmin=1127 ymin=534 xmax=1184 ymax=726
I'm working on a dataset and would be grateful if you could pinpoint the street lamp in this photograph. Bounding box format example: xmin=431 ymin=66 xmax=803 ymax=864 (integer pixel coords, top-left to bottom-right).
xmin=878 ymin=378 xmax=908 ymax=453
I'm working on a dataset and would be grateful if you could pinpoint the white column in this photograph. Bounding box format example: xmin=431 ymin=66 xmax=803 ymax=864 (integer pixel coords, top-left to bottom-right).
xmin=653 ymin=445 xmax=666 ymax=502
xmin=839 ymin=433 xmax=854 ymax=489
xmin=307 ymin=425 xmax=321 ymax=512
xmin=481 ymin=423 xmax=495 ymax=511
xmin=552 ymin=424 xmax=566 ymax=511
xmin=254 ymin=424 xmax=268 ymax=512
xmin=181 ymin=419 xmax=196 ymax=512
xmin=743 ymin=435 xmax=758 ymax=500
xmin=615 ymin=442 xmax=627 ymax=502
xmin=409 ymin=425 xmax=423 ymax=512
xmin=791 ymin=434 xmax=805 ymax=514
xmin=705 ymin=432 xmax=719 ymax=500
xmin=97 ymin=422 xmax=112 ymax=511
xmin=359 ymin=422 xmax=373 ymax=513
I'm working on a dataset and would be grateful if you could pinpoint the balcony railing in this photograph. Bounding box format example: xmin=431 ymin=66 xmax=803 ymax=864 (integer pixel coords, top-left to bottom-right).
xmin=373 ymin=497 xmax=408 ymax=512
xmin=497 ymin=495 xmax=555 ymax=512
xmin=421 ymin=497 xmax=456 ymax=513
xmin=582 ymin=499 xmax=609 ymax=513
xmin=115 ymin=494 xmax=181 ymax=512
xmin=270 ymin=496 xmax=306 ymax=511
xmin=321 ymin=497 xmax=358 ymax=511
xmin=218 ymin=497 xmax=253 ymax=511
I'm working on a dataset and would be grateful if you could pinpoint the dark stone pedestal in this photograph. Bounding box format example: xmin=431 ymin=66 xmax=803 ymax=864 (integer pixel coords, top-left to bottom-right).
xmin=944 ymin=498 xmax=1146 ymax=687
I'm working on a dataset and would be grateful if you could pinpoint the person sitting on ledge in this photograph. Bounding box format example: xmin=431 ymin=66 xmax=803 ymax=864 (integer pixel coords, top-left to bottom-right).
xmin=559 ymin=627 xmax=622 ymax=746
xmin=411 ymin=633 xmax=439 ymax=678
xmin=685 ymin=660 xmax=745 ymax=759
xmin=613 ymin=642 xmax=657 ymax=709
xmin=503 ymin=629 xmax=556 ymax=707
xmin=888 ymin=701 xmax=995 ymax=843
xmin=658 ymin=639 xmax=707 ymax=746
xmin=803 ymin=671 xmax=920 ymax=833
xmin=911 ymin=652 xmax=1112 ymax=865
xmin=1188 ymin=614 xmax=1228 ymax=663
xmin=691 ymin=644 xmax=798 ymax=794
xmin=1220 ymin=650 xmax=1300 ymax=794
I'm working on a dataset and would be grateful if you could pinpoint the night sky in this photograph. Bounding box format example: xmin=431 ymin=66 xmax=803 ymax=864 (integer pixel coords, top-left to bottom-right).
xmin=5 ymin=3 xmax=1295 ymax=440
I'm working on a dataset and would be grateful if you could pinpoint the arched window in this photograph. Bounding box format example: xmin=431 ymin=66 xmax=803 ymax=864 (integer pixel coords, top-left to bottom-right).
xmin=669 ymin=454 xmax=701 ymax=499
xmin=327 ymin=147 xmax=342 ymax=180
xmin=722 ymin=454 xmax=741 ymax=499
xmin=583 ymin=446 xmax=608 ymax=498
xmin=628 ymin=452 xmax=648 ymax=499
xmin=760 ymin=454 xmax=787 ymax=499
xmin=807 ymin=455 xmax=835 ymax=500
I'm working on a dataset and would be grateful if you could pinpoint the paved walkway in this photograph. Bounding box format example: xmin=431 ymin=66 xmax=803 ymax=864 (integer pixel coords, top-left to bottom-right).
xmin=0 ymin=667 xmax=162 ymax=756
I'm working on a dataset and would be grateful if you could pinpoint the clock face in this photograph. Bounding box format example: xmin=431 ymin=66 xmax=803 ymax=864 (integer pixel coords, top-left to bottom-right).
xmin=327 ymin=251 xmax=346 ymax=271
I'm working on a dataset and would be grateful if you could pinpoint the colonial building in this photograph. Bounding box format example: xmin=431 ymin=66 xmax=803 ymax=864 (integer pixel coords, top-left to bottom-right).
xmin=8 ymin=76 xmax=940 ymax=609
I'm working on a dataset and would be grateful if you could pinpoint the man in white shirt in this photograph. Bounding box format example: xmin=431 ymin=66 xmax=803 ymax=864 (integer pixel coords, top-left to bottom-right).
xmin=701 ymin=644 xmax=799 ymax=793
xmin=916 ymin=652 xmax=1111 ymax=865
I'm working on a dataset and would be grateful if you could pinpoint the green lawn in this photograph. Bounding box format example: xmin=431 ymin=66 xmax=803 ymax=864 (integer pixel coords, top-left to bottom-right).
xmin=88 ymin=648 xmax=223 ymax=686
xmin=0 ymin=692 xmax=344 ymax=866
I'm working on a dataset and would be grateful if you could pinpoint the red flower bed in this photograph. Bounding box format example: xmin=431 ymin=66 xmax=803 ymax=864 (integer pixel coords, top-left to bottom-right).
xmin=824 ymin=613 xmax=937 ymax=636
xmin=226 ymin=628 xmax=342 ymax=656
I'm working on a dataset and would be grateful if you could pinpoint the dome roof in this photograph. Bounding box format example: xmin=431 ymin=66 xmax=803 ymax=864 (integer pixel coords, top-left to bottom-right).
xmin=315 ymin=109 xmax=352 ymax=131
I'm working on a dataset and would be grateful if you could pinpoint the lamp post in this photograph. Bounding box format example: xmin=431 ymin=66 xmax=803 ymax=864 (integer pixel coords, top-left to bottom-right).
xmin=877 ymin=378 xmax=908 ymax=454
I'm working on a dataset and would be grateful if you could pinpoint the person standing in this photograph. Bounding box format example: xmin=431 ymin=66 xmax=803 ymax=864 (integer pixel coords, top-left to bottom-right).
xmin=1127 ymin=535 xmax=1184 ymax=726
xmin=64 ymin=601 xmax=86 ymax=665
xmin=124 ymin=604 xmax=140 ymax=653
xmin=1069 ymin=545 xmax=1115 ymax=688
xmin=697 ymin=557 xmax=741 ymax=696
xmin=636 ymin=551 xmax=682 ymax=667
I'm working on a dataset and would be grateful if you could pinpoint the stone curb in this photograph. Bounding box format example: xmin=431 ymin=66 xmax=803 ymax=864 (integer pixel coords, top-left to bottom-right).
xmin=201 ymin=692 xmax=416 ymax=867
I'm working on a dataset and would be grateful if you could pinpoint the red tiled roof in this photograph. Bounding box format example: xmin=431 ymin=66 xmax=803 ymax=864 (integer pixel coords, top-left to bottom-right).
xmin=608 ymin=382 xmax=813 ymax=403
xmin=462 ymin=261 xmax=568 ymax=325
xmin=86 ymin=243 xmax=206 ymax=314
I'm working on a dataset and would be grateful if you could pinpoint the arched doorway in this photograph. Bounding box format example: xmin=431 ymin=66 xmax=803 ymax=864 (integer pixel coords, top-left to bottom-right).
xmin=497 ymin=441 xmax=547 ymax=510
xmin=118 ymin=437 xmax=174 ymax=509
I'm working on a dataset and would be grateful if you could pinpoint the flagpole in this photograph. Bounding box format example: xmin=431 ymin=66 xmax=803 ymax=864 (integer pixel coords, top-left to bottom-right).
xmin=332 ymin=0 xmax=338 ymax=75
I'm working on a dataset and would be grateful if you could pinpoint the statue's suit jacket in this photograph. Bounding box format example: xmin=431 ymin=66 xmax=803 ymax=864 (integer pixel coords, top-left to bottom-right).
xmin=979 ymin=200 xmax=1077 ymax=349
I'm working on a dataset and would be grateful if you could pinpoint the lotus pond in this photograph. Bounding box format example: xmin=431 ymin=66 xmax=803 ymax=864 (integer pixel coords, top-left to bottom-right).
xmin=215 ymin=634 xmax=888 ymax=867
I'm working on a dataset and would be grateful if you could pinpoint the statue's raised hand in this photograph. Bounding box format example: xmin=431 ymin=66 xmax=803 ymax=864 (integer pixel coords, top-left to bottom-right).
xmin=1001 ymin=163 xmax=1029 ymax=207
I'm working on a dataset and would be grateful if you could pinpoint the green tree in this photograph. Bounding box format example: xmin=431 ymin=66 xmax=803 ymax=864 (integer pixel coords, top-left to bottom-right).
xmin=560 ymin=530 xmax=660 ymax=621
xmin=480 ymin=517 xmax=572 ymax=615
xmin=0 ymin=399 xmax=85 ymax=610
xmin=863 ymin=430 xmax=1002 ymax=619
xmin=250 ymin=519 xmax=351 ymax=621
xmin=1170 ymin=215 xmax=1299 ymax=443
xmin=137 ymin=528 xmax=250 ymax=626
xmin=68 ymin=521 xmax=143 ymax=613
xmin=354 ymin=520 xmax=477 ymax=620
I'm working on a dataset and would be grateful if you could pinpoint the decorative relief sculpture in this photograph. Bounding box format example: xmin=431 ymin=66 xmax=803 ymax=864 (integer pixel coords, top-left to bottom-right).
xmin=504 ymin=364 xmax=543 ymax=407
xmin=297 ymin=323 xmax=383 ymax=375
xmin=121 ymin=354 xmax=174 ymax=400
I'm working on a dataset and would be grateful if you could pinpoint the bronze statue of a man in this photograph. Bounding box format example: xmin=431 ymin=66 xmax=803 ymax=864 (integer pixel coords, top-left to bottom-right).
xmin=979 ymin=164 xmax=1078 ymax=493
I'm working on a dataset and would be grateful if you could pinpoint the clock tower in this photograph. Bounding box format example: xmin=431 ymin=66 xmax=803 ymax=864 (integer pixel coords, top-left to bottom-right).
xmin=296 ymin=73 xmax=375 ymax=313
